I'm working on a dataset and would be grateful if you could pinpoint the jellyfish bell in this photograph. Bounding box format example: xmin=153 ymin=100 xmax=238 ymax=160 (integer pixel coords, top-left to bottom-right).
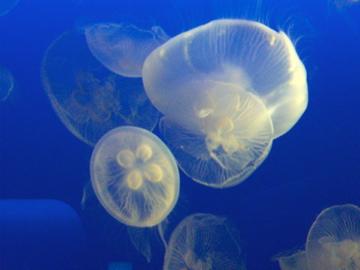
xmin=0 ymin=66 xmax=14 ymax=102
xmin=306 ymin=204 xmax=360 ymax=270
xmin=163 ymin=213 xmax=246 ymax=270
xmin=90 ymin=126 xmax=180 ymax=228
xmin=159 ymin=81 xmax=273 ymax=188
xmin=143 ymin=18 xmax=308 ymax=139
xmin=41 ymin=30 xmax=159 ymax=146
xmin=85 ymin=23 xmax=169 ymax=78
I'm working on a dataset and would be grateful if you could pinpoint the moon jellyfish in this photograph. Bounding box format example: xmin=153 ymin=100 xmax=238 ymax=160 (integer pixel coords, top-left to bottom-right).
xmin=90 ymin=126 xmax=180 ymax=228
xmin=276 ymin=250 xmax=309 ymax=270
xmin=0 ymin=0 xmax=19 ymax=16
xmin=163 ymin=213 xmax=246 ymax=270
xmin=42 ymin=31 xmax=159 ymax=146
xmin=159 ymin=83 xmax=273 ymax=188
xmin=143 ymin=19 xmax=307 ymax=138
xmin=306 ymin=204 xmax=360 ymax=270
xmin=85 ymin=23 xmax=169 ymax=78
xmin=0 ymin=66 xmax=14 ymax=102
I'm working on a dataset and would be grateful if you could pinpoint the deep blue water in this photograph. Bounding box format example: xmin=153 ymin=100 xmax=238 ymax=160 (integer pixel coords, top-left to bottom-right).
xmin=0 ymin=0 xmax=360 ymax=269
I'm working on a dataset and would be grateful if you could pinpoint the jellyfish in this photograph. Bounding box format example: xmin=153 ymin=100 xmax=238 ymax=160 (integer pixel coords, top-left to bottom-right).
xmin=276 ymin=250 xmax=309 ymax=270
xmin=0 ymin=0 xmax=19 ymax=16
xmin=90 ymin=126 xmax=180 ymax=228
xmin=41 ymin=30 xmax=159 ymax=146
xmin=163 ymin=213 xmax=246 ymax=270
xmin=305 ymin=204 xmax=360 ymax=270
xmin=142 ymin=19 xmax=308 ymax=187
xmin=158 ymin=82 xmax=273 ymax=187
xmin=85 ymin=23 xmax=169 ymax=78
xmin=0 ymin=66 xmax=14 ymax=102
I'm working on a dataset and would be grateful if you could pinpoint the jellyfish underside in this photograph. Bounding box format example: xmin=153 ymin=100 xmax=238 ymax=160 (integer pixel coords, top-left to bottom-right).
xmin=85 ymin=23 xmax=169 ymax=78
xmin=91 ymin=126 xmax=179 ymax=227
xmin=163 ymin=213 xmax=245 ymax=270
xmin=160 ymin=82 xmax=273 ymax=188
xmin=42 ymin=31 xmax=159 ymax=146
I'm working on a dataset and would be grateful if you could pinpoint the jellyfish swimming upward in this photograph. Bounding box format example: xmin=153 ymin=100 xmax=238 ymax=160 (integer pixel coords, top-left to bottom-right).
xmin=90 ymin=126 xmax=180 ymax=228
xmin=142 ymin=19 xmax=308 ymax=188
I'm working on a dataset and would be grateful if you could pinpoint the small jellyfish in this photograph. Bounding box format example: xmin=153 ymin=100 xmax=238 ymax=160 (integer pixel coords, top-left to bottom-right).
xmin=306 ymin=204 xmax=360 ymax=270
xmin=41 ymin=30 xmax=159 ymax=146
xmin=276 ymin=250 xmax=309 ymax=270
xmin=163 ymin=213 xmax=246 ymax=270
xmin=90 ymin=126 xmax=180 ymax=228
xmin=85 ymin=23 xmax=169 ymax=78
xmin=142 ymin=19 xmax=307 ymax=187
xmin=0 ymin=0 xmax=19 ymax=16
xmin=0 ymin=66 xmax=14 ymax=102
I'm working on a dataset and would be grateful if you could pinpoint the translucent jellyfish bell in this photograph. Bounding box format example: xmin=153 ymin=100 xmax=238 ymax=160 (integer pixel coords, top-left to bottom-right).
xmin=41 ymin=31 xmax=159 ymax=146
xmin=143 ymin=19 xmax=308 ymax=138
xmin=85 ymin=23 xmax=169 ymax=78
xmin=306 ymin=204 xmax=360 ymax=270
xmin=163 ymin=213 xmax=246 ymax=270
xmin=0 ymin=66 xmax=14 ymax=102
xmin=160 ymin=81 xmax=273 ymax=188
xmin=90 ymin=126 xmax=180 ymax=228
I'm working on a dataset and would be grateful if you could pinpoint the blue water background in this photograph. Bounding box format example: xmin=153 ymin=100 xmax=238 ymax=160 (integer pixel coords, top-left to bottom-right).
xmin=0 ymin=0 xmax=360 ymax=269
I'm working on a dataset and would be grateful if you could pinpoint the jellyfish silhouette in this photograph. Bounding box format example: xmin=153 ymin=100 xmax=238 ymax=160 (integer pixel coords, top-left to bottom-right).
xmin=41 ymin=30 xmax=159 ymax=146
xmin=305 ymin=204 xmax=360 ymax=270
xmin=0 ymin=66 xmax=14 ymax=102
xmin=276 ymin=250 xmax=309 ymax=270
xmin=163 ymin=213 xmax=246 ymax=270
xmin=0 ymin=0 xmax=19 ymax=16
xmin=90 ymin=126 xmax=180 ymax=228
xmin=143 ymin=19 xmax=307 ymax=187
xmin=85 ymin=23 xmax=169 ymax=78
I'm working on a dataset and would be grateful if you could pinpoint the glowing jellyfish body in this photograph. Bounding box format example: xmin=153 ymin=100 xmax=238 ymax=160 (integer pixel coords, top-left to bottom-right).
xmin=306 ymin=204 xmax=360 ymax=270
xmin=90 ymin=126 xmax=180 ymax=228
xmin=143 ymin=19 xmax=307 ymax=138
xmin=42 ymin=31 xmax=159 ymax=146
xmin=142 ymin=18 xmax=308 ymax=187
xmin=0 ymin=0 xmax=19 ymax=16
xmin=163 ymin=213 xmax=246 ymax=270
xmin=85 ymin=23 xmax=169 ymax=78
xmin=0 ymin=66 xmax=14 ymax=101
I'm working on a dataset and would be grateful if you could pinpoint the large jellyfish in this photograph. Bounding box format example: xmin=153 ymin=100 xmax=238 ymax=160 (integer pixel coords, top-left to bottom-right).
xmin=90 ymin=126 xmax=180 ymax=228
xmin=41 ymin=30 xmax=159 ymax=146
xmin=85 ymin=23 xmax=169 ymax=78
xmin=0 ymin=66 xmax=14 ymax=102
xmin=142 ymin=19 xmax=307 ymax=188
xmin=305 ymin=204 xmax=360 ymax=270
xmin=163 ymin=213 xmax=246 ymax=270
